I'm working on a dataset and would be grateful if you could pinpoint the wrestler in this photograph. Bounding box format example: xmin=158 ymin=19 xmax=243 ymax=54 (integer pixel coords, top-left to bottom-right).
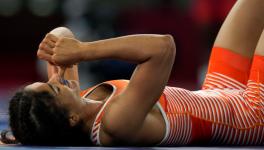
xmin=5 ymin=0 xmax=264 ymax=146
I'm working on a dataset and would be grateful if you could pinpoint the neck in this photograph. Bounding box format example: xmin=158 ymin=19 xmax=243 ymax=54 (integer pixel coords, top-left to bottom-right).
xmin=79 ymin=101 xmax=103 ymax=136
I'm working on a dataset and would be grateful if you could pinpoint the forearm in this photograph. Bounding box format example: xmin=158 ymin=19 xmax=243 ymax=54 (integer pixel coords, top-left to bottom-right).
xmin=46 ymin=27 xmax=79 ymax=81
xmin=47 ymin=64 xmax=79 ymax=81
xmin=80 ymin=34 xmax=174 ymax=63
xmin=99 ymin=35 xmax=176 ymax=138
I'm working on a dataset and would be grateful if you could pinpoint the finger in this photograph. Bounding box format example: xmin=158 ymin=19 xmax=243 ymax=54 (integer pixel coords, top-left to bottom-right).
xmin=46 ymin=33 xmax=58 ymax=43
xmin=49 ymin=63 xmax=59 ymax=74
xmin=55 ymin=38 xmax=66 ymax=46
xmin=58 ymin=67 xmax=66 ymax=78
xmin=38 ymin=42 xmax=53 ymax=55
xmin=37 ymin=50 xmax=53 ymax=62
xmin=43 ymin=38 xmax=55 ymax=48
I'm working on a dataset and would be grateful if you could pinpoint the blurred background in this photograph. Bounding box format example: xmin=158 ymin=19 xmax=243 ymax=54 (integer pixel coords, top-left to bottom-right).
xmin=0 ymin=0 xmax=236 ymax=114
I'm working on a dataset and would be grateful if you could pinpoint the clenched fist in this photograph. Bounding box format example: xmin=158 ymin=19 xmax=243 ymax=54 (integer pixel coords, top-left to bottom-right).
xmin=37 ymin=33 xmax=83 ymax=67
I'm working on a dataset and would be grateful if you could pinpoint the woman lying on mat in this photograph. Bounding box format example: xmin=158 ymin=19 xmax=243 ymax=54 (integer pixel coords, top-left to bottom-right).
xmin=3 ymin=0 xmax=264 ymax=146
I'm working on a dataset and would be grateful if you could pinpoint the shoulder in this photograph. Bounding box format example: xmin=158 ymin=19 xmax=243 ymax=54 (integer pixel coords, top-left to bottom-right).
xmin=79 ymin=79 xmax=129 ymax=97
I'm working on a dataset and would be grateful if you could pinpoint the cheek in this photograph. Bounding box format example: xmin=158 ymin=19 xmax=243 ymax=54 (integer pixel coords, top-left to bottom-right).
xmin=62 ymin=94 xmax=80 ymax=109
xmin=66 ymin=91 xmax=80 ymax=102
xmin=61 ymin=87 xmax=81 ymax=103
xmin=71 ymin=88 xmax=81 ymax=99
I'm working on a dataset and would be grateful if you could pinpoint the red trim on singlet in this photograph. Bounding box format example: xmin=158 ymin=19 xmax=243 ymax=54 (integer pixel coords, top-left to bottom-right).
xmin=190 ymin=117 xmax=212 ymax=144
xmin=81 ymin=80 xmax=169 ymax=146
xmin=249 ymin=55 xmax=264 ymax=82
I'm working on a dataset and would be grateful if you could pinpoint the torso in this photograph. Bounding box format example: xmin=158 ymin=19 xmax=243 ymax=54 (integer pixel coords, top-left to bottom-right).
xmin=82 ymin=80 xmax=263 ymax=146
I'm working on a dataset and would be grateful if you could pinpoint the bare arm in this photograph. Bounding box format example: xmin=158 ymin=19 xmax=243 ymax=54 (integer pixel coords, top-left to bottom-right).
xmin=80 ymin=35 xmax=176 ymax=139
xmin=38 ymin=34 xmax=176 ymax=140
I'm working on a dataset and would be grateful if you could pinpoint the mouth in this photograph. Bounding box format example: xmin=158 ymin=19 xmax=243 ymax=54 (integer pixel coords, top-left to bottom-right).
xmin=68 ymin=80 xmax=79 ymax=90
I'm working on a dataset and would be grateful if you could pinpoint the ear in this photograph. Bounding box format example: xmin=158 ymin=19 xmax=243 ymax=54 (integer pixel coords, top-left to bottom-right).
xmin=68 ymin=113 xmax=80 ymax=127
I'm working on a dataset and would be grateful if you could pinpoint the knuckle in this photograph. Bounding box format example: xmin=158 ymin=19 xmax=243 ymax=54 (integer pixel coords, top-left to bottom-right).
xmin=37 ymin=51 xmax=43 ymax=58
xmin=39 ymin=43 xmax=45 ymax=49
xmin=37 ymin=50 xmax=41 ymax=56
xmin=43 ymin=39 xmax=48 ymax=43
xmin=52 ymin=56 xmax=58 ymax=63
xmin=45 ymin=33 xmax=51 ymax=38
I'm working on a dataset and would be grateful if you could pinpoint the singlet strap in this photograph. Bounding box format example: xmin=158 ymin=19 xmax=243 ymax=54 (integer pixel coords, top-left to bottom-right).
xmin=89 ymin=80 xmax=129 ymax=145
xmin=88 ymin=80 xmax=169 ymax=146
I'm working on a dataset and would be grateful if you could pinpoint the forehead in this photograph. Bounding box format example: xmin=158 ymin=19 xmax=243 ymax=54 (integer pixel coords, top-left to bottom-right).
xmin=25 ymin=82 xmax=68 ymax=106
xmin=25 ymin=82 xmax=54 ymax=94
xmin=25 ymin=82 xmax=46 ymax=90
xmin=25 ymin=82 xmax=81 ymax=110
xmin=25 ymin=82 xmax=73 ymax=97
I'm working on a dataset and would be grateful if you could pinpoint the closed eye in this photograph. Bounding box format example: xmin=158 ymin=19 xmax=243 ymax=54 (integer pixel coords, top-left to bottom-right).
xmin=54 ymin=85 xmax=61 ymax=93
xmin=47 ymin=83 xmax=60 ymax=95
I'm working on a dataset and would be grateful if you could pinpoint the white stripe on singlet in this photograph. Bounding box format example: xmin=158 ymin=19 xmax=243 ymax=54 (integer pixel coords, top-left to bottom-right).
xmin=159 ymin=73 xmax=263 ymax=145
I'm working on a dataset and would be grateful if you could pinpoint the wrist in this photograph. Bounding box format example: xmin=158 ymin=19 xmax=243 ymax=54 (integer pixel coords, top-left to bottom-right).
xmin=77 ymin=41 xmax=87 ymax=62
xmin=78 ymin=42 xmax=96 ymax=61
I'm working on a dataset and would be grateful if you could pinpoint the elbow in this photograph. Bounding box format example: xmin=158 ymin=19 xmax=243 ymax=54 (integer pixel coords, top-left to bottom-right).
xmin=164 ymin=34 xmax=176 ymax=54
xmin=158 ymin=34 xmax=176 ymax=59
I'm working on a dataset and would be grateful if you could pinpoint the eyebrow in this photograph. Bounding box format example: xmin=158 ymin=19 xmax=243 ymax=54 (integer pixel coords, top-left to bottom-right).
xmin=47 ymin=83 xmax=59 ymax=95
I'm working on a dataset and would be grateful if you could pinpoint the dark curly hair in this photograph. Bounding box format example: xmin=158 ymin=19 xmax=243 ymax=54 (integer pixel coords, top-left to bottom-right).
xmin=7 ymin=89 xmax=91 ymax=146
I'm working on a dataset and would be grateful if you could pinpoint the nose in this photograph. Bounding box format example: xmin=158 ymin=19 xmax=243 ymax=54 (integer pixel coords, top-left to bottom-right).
xmin=48 ymin=74 xmax=61 ymax=84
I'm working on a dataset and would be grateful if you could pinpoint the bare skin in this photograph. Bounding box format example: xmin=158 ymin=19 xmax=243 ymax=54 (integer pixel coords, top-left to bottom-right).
xmin=214 ymin=0 xmax=264 ymax=58
xmin=33 ymin=27 xmax=176 ymax=145
xmin=255 ymin=30 xmax=264 ymax=56
xmin=38 ymin=27 xmax=79 ymax=81
xmin=28 ymin=0 xmax=264 ymax=146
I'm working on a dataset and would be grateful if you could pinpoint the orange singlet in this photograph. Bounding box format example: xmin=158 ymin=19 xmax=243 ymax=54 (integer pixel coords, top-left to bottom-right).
xmin=81 ymin=47 xmax=264 ymax=146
